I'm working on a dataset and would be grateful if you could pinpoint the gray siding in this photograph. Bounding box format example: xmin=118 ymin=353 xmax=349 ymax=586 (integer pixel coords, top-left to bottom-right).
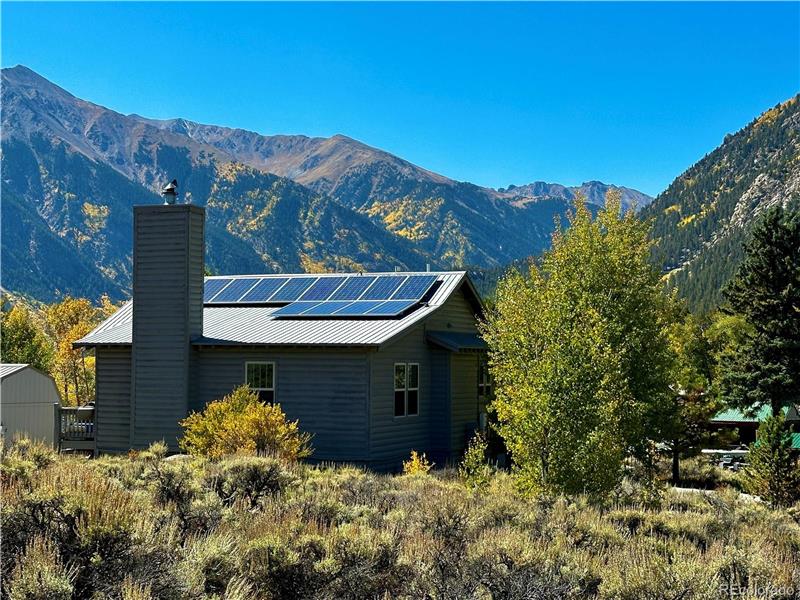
xmin=450 ymin=353 xmax=479 ymax=457
xmin=368 ymin=324 xmax=434 ymax=470
xmin=95 ymin=347 xmax=132 ymax=453
xmin=193 ymin=348 xmax=369 ymax=462
xmin=131 ymin=205 xmax=204 ymax=449
xmin=368 ymin=285 xmax=483 ymax=469
xmin=426 ymin=284 xmax=479 ymax=333
xmin=1 ymin=368 xmax=60 ymax=447
xmin=427 ymin=349 xmax=451 ymax=464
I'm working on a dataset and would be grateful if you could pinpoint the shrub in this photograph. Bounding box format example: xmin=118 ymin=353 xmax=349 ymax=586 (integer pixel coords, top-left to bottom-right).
xmin=207 ymin=456 xmax=296 ymax=509
xmin=324 ymin=525 xmax=412 ymax=599
xmin=180 ymin=385 xmax=312 ymax=461
xmin=240 ymin=533 xmax=326 ymax=599
xmin=119 ymin=577 xmax=153 ymax=600
xmin=7 ymin=536 xmax=76 ymax=600
xmin=403 ymin=450 xmax=433 ymax=475
xmin=181 ymin=533 xmax=238 ymax=597
xmin=459 ymin=432 xmax=491 ymax=491
xmin=741 ymin=414 xmax=800 ymax=507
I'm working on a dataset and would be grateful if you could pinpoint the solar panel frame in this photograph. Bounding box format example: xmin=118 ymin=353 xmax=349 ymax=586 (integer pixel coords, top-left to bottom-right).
xmin=269 ymin=277 xmax=319 ymax=302
xmin=204 ymin=278 xmax=233 ymax=302
xmin=271 ymin=301 xmax=322 ymax=316
xmin=208 ymin=278 xmax=260 ymax=303
xmin=328 ymin=276 xmax=378 ymax=301
xmin=298 ymin=276 xmax=347 ymax=301
xmin=240 ymin=277 xmax=290 ymax=303
xmin=331 ymin=300 xmax=386 ymax=316
xmin=299 ymin=301 xmax=355 ymax=316
xmin=365 ymin=299 xmax=418 ymax=316
xmin=360 ymin=276 xmax=407 ymax=301
xmin=391 ymin=275 xmax=437 ymax=300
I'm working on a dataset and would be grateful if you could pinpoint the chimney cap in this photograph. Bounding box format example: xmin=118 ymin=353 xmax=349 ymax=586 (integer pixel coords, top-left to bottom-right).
xmin=161 ymin=179 xmax=178 ymax=204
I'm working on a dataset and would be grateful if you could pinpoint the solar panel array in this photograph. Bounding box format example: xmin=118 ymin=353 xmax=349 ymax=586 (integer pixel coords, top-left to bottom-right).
xmin=204 ymin=274 xmax=437 ymax=318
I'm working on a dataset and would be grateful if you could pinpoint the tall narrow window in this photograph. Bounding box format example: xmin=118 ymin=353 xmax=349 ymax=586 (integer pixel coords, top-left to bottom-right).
xmin=478 ymin=356 xmax=492 ymax=399
xmin=245 ymin=362 xmax=275 ymax=403
xmin=394 ymin=362 xmax=420 ymax=417
xmin=394 ymin=363 xmax=406 ymax=417
xmin=407 ymin=363 xmax=419 ymax=416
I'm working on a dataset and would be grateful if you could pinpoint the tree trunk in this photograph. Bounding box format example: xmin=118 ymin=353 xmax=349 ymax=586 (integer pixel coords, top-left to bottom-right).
xmin=671 ymin=446 xmax=680 ymax=485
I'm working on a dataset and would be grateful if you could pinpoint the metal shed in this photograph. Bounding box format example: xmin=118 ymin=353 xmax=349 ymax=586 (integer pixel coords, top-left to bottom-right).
xmin=0 ymin=363 xmax=61 ymax=448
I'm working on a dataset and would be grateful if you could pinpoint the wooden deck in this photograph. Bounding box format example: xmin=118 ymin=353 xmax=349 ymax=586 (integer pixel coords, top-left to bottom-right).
xmin=59 ymin=406 xmax=96 ymax=453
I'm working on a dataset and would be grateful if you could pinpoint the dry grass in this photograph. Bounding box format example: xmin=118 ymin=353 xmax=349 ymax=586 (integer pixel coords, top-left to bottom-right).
xmin=2 ymin=442 xmax=799 ymax=599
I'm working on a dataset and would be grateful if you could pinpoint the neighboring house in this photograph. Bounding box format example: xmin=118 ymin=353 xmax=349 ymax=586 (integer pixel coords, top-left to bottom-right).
xmin=710 ymin=404 xmax=800 ymax=450
xmin=0 ymin=363 xmax=61 ymax=448
xmin=76 ymin=204 xmax=489 ymax=470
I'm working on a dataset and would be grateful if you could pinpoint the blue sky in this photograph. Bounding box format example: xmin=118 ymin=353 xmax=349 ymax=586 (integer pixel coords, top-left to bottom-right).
xmin=2 ymin=2 xmax=798 ymax=196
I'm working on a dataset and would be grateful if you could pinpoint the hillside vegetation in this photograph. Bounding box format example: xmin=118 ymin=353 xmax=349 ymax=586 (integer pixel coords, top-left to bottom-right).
xmin=644 ymin=95 xmax=800 ymax=311
xmin=2 ymin=441 xmax=799 ymax=600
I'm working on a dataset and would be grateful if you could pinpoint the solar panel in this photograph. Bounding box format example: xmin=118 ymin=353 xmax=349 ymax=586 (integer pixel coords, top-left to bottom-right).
xmin=299 ymin=277 xmax=347 ymax=301
xmin=328 ymin=276 xmax=377 ymax=301
xmin=240 ymin=278 xmax=290 ymax=302
xmin=332 ymin=300 xmax=386 ymax=315
xmin=208 ymin=278 xmax=260 ymax=303
xmin=270 ymin=277 xmax=318 ymax=302
xmin=361 ymin=276 xmax=407 ymax=300
xmin=300 ymin=301 xmax=354 ymax=316
xmin=391 ymin=275 xmax=437 ymax=300
xmin=204 ymin=279 xmax=232 ymax=302
xmin=271 ymin=301 xmax=321 ymax=316
xmin=366 ymin=299 xmax=417 ymax=316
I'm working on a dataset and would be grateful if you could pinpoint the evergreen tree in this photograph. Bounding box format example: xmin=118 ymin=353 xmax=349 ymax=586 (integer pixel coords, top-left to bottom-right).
xmin=741 ymin=413 xmax=800 ymax=507
xmin=0 ymin=299 xmax=54 ymax=372
xmin=482 ymin=193 xmax=673 ymax=495
xmin=720 ymin=205 xmax=800 ymax=415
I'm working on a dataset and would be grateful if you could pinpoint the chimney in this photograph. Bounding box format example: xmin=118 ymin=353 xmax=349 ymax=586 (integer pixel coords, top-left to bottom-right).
xmin=130 ymin=180 xmax=205 ymax=449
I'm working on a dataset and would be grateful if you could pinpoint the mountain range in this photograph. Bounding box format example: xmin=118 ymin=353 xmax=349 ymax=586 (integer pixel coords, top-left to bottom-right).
xmin=3 ymin=65 xmax=797 ymax=312
xmin=1 ymin=65 xmax=652 ymax=302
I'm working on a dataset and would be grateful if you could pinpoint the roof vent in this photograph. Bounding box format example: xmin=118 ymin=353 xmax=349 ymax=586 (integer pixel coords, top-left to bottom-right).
xmin=161 ymin=179 xmax=178 ymax=205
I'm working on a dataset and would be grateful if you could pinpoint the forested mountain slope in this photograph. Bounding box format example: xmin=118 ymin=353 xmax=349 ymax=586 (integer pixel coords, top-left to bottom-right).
xmin=1 ymin=65 xmax=650 ymax=302
xmin=643 ymin=95 xmax=800 ymax=311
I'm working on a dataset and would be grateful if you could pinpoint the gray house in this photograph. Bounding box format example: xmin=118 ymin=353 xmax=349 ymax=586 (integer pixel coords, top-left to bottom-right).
xmin=76 ymin=204 xmax=489 ymax=469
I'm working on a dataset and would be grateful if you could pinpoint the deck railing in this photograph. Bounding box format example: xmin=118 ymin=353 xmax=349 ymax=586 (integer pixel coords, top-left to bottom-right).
xmin=59 ymin=406 xmax=96 ymax=452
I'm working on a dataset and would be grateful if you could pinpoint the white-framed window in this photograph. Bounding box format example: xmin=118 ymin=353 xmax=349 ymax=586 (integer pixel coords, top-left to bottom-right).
xmin=394 ymin=362 xmax=419 ymax=417
xmin=478 ymin=356 xmax=492 ymax=399
xmin=245 ymin=361 xmax=275 ymax=403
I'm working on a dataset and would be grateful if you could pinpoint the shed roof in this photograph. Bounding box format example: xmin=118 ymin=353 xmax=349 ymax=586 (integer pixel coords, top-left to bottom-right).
xmin=76 ymin=271 xmax=482 ymax=349
xmin=0 ymin=363 xmax=29 ymax=379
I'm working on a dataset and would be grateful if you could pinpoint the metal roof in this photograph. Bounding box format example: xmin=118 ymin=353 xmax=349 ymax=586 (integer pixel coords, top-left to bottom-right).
xmin=711 ymin=404 xmax=800 ymax=424
xmin=426 ymin=331 xmax=487 ymax=352
xmin=0 ymin=363 xmax=29 ymax=379
xmin=76 ymin=271 xmax=479 ymax=348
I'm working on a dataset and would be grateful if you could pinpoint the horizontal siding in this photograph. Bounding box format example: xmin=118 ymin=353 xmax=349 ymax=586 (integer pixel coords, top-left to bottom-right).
xmin=425 ymin=285 xmax=480 ymax=333
xmin=131 ymin=206 xmax=203 ymax=450
xmin=427 ymin=349 xmax=451 ymax=464
xmin=96 ymin=347 xmax=132 ymax=453
xmin=450 ymin=353 xmax=479 ymax=457
xmin=193 ymin=348 xmax=369 ymax=462
xmin=369 ymin=324 xmax=434 ymax=469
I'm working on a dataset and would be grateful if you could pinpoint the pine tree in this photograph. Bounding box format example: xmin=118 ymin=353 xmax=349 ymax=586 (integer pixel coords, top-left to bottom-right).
xmin=720 ymin=205 xmax=800 ymax=415
xmin=741 ymin=413 xmax=800 ymax=507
